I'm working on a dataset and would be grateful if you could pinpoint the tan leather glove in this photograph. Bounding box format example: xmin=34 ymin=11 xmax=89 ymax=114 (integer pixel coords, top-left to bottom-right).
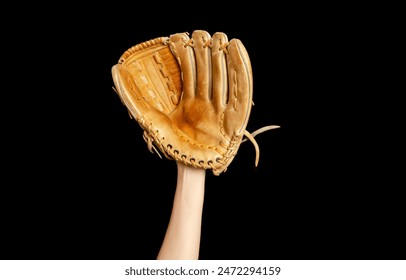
xmin=112 ymin=30 xmax=278 ymax=175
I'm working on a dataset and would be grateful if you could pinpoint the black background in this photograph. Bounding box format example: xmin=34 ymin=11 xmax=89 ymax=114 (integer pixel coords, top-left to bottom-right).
xmin=2 ymin=4 xmax=403 ymax=260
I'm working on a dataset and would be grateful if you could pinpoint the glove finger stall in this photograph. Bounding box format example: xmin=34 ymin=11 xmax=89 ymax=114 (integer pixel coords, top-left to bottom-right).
xmin=224 ymin=39 xmax=253 ymax=136
xmin=211 ymin=32 xmax=229 ymax=111
xmin=192 ymin=30 xmax=212 ymax=100
xmin=168 ymin=32 xmax=196 ymax=102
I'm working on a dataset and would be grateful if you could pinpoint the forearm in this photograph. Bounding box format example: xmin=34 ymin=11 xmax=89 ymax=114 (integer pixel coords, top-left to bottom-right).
xmin=157 ymin=162 xmax=206 ymax=260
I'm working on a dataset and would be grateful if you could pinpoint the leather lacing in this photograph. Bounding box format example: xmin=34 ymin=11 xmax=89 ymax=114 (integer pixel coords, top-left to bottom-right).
xmin=142 ymin=124 xmax=280 ymax=170
xmin=182 ymin=38 xmax=194 ymax=48
xmin=181 ymin=36 xmax=229 ymax=54
xmin=242 ymin=125 xmax=280 ymax=167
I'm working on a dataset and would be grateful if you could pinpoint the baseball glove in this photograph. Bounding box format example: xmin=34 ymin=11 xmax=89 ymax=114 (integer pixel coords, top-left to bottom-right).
xmin=111 ymin=30 xmax=279 ymax=175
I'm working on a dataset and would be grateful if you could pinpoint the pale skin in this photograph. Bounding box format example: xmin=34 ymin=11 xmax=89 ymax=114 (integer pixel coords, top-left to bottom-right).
xmin=154 ymin=129 xmax=279 ymax=260
xmin=157 ymin=162 xmax=206 ymax=260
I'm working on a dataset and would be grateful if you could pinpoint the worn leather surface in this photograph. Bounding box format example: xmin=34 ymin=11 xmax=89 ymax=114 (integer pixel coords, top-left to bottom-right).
xmin=112 ymin=30 xmax=253 ymax=175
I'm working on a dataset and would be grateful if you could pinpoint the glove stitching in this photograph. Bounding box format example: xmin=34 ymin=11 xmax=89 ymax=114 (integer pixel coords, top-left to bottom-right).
xmin=182 ymin=38 xmax=194 ymax=48
xmin=219 ymin=41 xmax=230 ymax=54
xmin=119 ymin=37 xmax=168 ymax=64
xmin=203 ymin=38 xmax=212 ymax=49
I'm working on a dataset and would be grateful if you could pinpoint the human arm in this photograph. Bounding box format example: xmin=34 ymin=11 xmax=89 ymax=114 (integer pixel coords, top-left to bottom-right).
xmin=157 ymin=162 xmax=206 ymax=260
